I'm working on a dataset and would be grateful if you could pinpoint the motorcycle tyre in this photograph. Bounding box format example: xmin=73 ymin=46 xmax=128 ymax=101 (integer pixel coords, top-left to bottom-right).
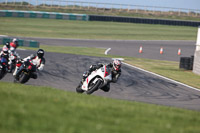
xmin=19 ymin=72 xmax=30 ymax=84
xmin=86 ymin=79 xmax=102 ymax=95
xmin=76 ymin=84 xmax=84 ymax=93
xmin=0 ymin=69 xmax=4 ymax=80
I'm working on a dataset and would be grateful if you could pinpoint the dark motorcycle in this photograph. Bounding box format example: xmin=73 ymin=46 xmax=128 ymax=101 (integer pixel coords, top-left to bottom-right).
xmin=0 ymin=57 xmax=8 ymax=79
xmin=15 ymin=60 xmax=37 ymax=84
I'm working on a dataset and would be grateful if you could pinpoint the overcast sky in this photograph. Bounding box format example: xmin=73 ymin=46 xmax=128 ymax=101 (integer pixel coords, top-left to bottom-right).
xmin=74 ymin=0 xmax=200 ymax=10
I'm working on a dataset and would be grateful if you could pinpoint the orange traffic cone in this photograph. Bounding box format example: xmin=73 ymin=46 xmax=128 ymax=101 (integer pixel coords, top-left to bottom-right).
xmin=178 ymin=48 xmax=181 ymax=55
xmin=160 ymin=47 xmax=164 ymax=54
xmin=139 ymin=46 xmax=143 ymax=53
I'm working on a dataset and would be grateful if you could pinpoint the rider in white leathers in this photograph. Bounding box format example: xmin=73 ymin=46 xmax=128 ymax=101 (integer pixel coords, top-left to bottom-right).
xmin=13 ymin=49 xmax=45 ymax=79
xmin=80 ymin=59 xmax=122 ymax=92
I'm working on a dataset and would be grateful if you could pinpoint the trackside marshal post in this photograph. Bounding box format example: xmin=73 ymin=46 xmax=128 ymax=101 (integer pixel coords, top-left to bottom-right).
xmin=193 ymin=26 xmax=200 ymax=75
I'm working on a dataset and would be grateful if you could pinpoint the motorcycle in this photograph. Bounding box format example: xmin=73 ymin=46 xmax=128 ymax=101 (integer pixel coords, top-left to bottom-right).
xmin=76 ymin=65 xmax=112 ymax=94
xmin=14 ymin=60 xmax=37 ymax=84
xmin=8 ymin=53 xmax=18 ymax=73
xmin=0 ymin=57 xmax=8 ymax=80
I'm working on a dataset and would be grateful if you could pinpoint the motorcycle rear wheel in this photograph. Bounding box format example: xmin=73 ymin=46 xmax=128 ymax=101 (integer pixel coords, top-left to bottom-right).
xmin=76 ymin=83 xmax=84 ymax=93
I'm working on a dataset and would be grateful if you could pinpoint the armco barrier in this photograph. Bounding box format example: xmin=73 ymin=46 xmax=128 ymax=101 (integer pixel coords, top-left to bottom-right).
xmin=0 ymin=37 xmax=40 ymax=48
xmin=0 ymin=10 xmax=89 ymax=21
xmin=89 ymin=15 xmax=200 ymax=27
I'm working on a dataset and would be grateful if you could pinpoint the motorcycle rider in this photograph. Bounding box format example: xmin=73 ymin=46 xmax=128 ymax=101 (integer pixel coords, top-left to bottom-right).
xmin=13 ymin=49 xmax=45 ymax=80
xmin=0 ymin=45 xmax=9 ymax=60
xmin=0 ymin=46 xmax=9 ymax=70
xmin=10 ymin=38 xmax=19 ymax=49
xmin=80 ymin=59 xmax=122 ymax=92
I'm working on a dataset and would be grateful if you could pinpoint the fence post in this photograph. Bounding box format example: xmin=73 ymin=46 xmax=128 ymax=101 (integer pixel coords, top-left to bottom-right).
xmin=51 ymin=0 xmax=53 ymax=7
xmin=127 ymin=5 xmax=130 ymax=12
xmin=36 ymin=0 xmax=38 ymax=7
xmin=21 ymin=0 xmax=23 ymax=6
xmin=43 ymin=0 xmax=45 ymax=7
xmin=135 ymin=6 xmax=138 ymax=13
xmin=88 ymin=2 xmax=90 ymax=10
xmin=96 ymin=3 xmax=98 ymax=11
xmin=65 ymin=1 xmax=68 ymax=8
xmin=73 ymin=2 xmax=76 ymax=9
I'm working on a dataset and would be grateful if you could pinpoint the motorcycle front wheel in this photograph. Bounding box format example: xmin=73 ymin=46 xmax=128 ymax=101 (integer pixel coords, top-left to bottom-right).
xmin=0 ymin=69 xmax=4 ymax=80
xmin=19 ymin=72 xmax=30 ymax=84
xmin=86 ymin=79 xmax=102 ymax=95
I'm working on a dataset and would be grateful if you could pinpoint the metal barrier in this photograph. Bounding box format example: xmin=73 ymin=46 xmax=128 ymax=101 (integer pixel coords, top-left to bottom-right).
xmin=89 ymin=15 xmax=200 ymax=27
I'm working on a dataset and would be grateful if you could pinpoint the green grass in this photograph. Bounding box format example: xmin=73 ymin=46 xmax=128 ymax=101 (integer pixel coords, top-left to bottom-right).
xmin=0 ymin=81 xmax=200 ymax=133
xmin=125 ymin=57 xmax=200 ymax=89
xmin=0 ymin=17 xmax=197 ymax=40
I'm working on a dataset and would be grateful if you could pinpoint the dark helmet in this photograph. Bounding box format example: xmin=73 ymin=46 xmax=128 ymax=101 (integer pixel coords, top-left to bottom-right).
xmin=5 ymin=42 xmax=10 ymax=49
xmin=37 ymin=49 xmax=44 ymax=58
xmin=113 ymin=59 xmax=122 ymax=71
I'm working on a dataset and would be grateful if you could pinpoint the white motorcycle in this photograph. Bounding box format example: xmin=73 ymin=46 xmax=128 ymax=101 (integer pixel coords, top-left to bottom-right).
xmin=76 ymin=65 xmax=112 ymax=94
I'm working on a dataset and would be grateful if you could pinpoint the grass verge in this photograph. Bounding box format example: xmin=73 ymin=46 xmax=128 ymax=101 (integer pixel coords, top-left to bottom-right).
xmin=0 ymin=17 xmax=197 ymax=40
xmin=22 ymin=45 xmax=200 ymax=89
xmin=0 ymin=81 xmax=200 ymax=133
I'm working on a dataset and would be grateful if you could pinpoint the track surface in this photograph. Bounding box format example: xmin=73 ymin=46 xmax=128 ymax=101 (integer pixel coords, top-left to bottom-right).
xmin=20 ymin=37 xmax=196 ymax=61
xmin=2 ymin=50 xmax=200 ymax=111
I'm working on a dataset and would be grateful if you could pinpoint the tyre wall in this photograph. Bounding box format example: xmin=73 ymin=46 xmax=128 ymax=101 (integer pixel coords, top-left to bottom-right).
xmin=0 ymin=37 xmax=40 ymax=48
xmin=0 ymin=10 xmax=89 ymax=21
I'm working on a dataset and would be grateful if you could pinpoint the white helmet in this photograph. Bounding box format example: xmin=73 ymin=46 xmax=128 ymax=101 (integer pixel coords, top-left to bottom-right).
xmin=2 ymin=46 xmax=8 ymax=55
xmin=113 ymin=59 xmax=122 ymax=71
xmin=12 ymin=38 xmax=17 ymax=42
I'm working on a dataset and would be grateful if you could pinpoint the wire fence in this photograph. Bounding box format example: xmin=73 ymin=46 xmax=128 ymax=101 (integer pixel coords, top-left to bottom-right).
xmin=1 ymin=0 xmax=200 ymax=17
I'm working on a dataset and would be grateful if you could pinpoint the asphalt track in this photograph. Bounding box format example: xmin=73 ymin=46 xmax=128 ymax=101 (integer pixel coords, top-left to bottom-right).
xmin=2 ymin=49 xmax=200 ymax=111
xmin=20 ymin=37 xmax=196 ymax=61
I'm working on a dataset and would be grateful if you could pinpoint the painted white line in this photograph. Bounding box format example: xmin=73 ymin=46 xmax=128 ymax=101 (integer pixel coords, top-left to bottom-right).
xmin=0 ymin=35 xmax=7 ymax=37
xmin=105 ymin=48 xmax=111 ymax=55
xmin=123 ymin=62 xmax=200 ymax=92
xmin=18 ymin=48 xmax=26 ymax=51
xmin=112 ymin=58 xmax=124 ymax=61
xmin=19 ymin=36 xmax=195 ymax=43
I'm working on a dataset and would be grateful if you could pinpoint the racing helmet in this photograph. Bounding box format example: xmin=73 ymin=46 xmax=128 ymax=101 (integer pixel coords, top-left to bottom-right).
xmin=12 ymin=38 xmax=17 ymax=43
xmin=113 ymin=59 xmax=122 ymax=71
xmin=2 ymin=46 xmax=9 ymax=55
xmin=37 ymin=49 xmax=44 ymax=58
xmin=5 ymin=42 xmax=10 ymax=49
xmin=10 ymin=38 xmax=18 ymax=48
